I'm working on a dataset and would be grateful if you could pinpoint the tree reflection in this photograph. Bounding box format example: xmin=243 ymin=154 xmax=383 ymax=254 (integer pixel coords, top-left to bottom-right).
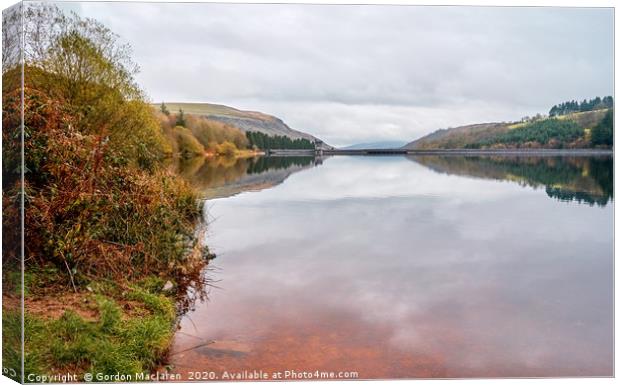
xmin=409 ymin=155 xmax=613 ymax=206
xmin=173 ymin=155 xmax=322 ymax=198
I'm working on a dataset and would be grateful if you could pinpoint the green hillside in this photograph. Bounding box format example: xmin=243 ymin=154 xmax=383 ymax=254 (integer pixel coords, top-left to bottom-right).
xmin=405 ymin=107 xmax=612 ymax=150
xmin=162 ymin=102 xmax=275 ymax=122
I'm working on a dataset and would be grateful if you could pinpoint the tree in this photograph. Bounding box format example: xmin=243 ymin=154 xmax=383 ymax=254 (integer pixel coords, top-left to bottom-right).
xmin=160 ymin=102 xmax=170 ymax=116
xmin=591 ymin=109 xmax=613 ymax=146
xmin=22 ymin=4 xmax=141 ymax=106
xmin=550 ymin=96 xmax=613 ymax=117
xmin=176 ymin=109 xmax=186 ymax=127
xmin=16 ymin=3 xmax=168 ymax=168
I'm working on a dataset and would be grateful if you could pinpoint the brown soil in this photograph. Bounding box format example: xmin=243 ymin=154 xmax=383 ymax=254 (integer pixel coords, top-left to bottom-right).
xmin=24 ymin=292 xmax=98 ymax=321
xmin=20 ymin=292 xmax=154 ymax=321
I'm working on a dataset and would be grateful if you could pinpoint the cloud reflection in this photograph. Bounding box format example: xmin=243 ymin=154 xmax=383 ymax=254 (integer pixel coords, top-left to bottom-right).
xmin=172 ymin=156 xmax=612 ymax=378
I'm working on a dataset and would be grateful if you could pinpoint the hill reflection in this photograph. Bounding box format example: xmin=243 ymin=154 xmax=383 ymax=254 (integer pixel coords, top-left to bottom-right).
xmin=173 ymin=155 xmax=323 ymax=199
xmin=408 ymin=155 xmax=613 ymax=206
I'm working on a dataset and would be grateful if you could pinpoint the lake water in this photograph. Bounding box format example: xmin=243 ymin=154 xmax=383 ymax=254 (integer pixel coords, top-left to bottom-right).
xmin=169 ymin=155 xmax=613 ymax=379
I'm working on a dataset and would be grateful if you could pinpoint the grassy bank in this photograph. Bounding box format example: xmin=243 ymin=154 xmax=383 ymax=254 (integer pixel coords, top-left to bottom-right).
xmin=3 ymin=272 xmax=180 ymax=381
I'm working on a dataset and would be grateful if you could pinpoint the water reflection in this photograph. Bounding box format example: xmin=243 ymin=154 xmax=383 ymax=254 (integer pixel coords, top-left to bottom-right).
xmin=409 ymin=155 xmax=613 ymax=206
xmin=170 ymin=155 xmax=613 ymax=379
xmin=173 ymin=156 xmax=322 ymax=199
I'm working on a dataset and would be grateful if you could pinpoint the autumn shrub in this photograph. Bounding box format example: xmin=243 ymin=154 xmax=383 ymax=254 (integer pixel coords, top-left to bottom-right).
xmin=3 ymin=86 xmax=207 ymax=288
xmin=172 ymin=126 xmax=206 ymax=158
xmin=215 ymin=141 xmax=238 ymax=156
xmin=0 ymin=3 xmax=209 ymax=289
xmin=183 ymin=114 xmax=249 ymax=150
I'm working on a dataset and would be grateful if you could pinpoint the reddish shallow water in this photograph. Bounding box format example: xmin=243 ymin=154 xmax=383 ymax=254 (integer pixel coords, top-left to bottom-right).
xmin=169 ymin=156 xmax=613 ymax=379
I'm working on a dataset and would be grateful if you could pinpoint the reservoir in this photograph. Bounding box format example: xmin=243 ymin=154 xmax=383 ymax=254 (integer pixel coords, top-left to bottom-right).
xmin=169 ymin=154 xmax=613 ymax=379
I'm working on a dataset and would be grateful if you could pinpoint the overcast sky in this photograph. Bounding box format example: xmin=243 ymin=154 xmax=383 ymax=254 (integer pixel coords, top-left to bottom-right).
xmin=62 ymin=3 xmax=613 ymax=147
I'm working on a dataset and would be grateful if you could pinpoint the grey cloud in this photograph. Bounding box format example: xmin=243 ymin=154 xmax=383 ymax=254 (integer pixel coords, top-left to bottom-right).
xmin=61 ymin=3 xmax=613 ymax=146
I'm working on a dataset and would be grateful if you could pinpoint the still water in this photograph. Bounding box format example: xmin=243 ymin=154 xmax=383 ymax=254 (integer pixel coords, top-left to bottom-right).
xmin=170 ymin=155 xmax=613 ymax=379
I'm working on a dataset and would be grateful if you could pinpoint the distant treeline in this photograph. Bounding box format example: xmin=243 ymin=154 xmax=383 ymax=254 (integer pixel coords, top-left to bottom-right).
xmin=549 ymin=96 xmax=613 ymax=117
xmin=466 ymin=119 xmax=584 ymax=149
xmin=246 ymin=131 xmax=315 ymax=150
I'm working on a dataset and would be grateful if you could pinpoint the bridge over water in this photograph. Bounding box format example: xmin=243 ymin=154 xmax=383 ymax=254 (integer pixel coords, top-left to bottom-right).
xmin=323 ymin=149 xmax=614 ymax=156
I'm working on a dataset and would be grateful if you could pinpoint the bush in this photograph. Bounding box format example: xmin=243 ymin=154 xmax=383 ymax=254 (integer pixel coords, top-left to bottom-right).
xmin=17 ymin=3 xmax=171 ymax=170
xmin=2 ymin=87 xmax=206 ymax=285
xmin=158 ymin=113 xmax=249 ymax=155
xmin=186 ymin=115 xmax=248 ymax=150
xmin=172 ymin=126 xmax=205 ymax=158
xmin=215 ymin=141 xmax=238 ymax=156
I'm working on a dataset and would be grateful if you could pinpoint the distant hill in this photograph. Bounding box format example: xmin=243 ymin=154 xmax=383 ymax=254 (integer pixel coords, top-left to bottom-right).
xmin=343 ymin=141 xmax=407 ymax=150
xmin=403 ymin=122 xmax=509 ymax=150
xmin=404 ymin=108 xmax=612 ymax=150
xmin=160 ymin=103 xmax=332 ymax=149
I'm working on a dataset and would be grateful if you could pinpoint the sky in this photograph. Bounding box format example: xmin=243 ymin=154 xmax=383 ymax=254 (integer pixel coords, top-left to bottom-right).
xmin=61 ymin=2 xmax=613 ymax=147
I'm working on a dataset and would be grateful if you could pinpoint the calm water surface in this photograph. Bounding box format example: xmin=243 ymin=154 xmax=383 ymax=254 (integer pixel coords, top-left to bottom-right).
xmin=170 ymin=155 xmax=613 ymax=379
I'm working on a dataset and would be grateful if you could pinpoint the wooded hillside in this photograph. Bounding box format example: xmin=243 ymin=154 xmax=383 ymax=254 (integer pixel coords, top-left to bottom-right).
xmin=405 ymin=102 xmax=613 ymax=150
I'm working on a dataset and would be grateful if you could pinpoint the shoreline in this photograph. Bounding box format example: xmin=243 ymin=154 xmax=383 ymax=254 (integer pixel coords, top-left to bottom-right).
xmin=403 ymin=148 xmax=614 ymax=156
xmin=267 ymin=148 xmax=614 ymax=156
xmin=202 ymin=149 xmax=265 ymax=158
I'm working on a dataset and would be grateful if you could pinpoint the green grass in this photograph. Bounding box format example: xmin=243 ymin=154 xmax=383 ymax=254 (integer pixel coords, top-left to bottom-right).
xmin=2 ymin=310 xmax=23 ymax=382
xmin=159 ymin=102 xmax=272 ymax=121
xmin=162 ymin=102 xmax=243 ymax=116
xmin=4 ymin=278 xmax=178 ymax=382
